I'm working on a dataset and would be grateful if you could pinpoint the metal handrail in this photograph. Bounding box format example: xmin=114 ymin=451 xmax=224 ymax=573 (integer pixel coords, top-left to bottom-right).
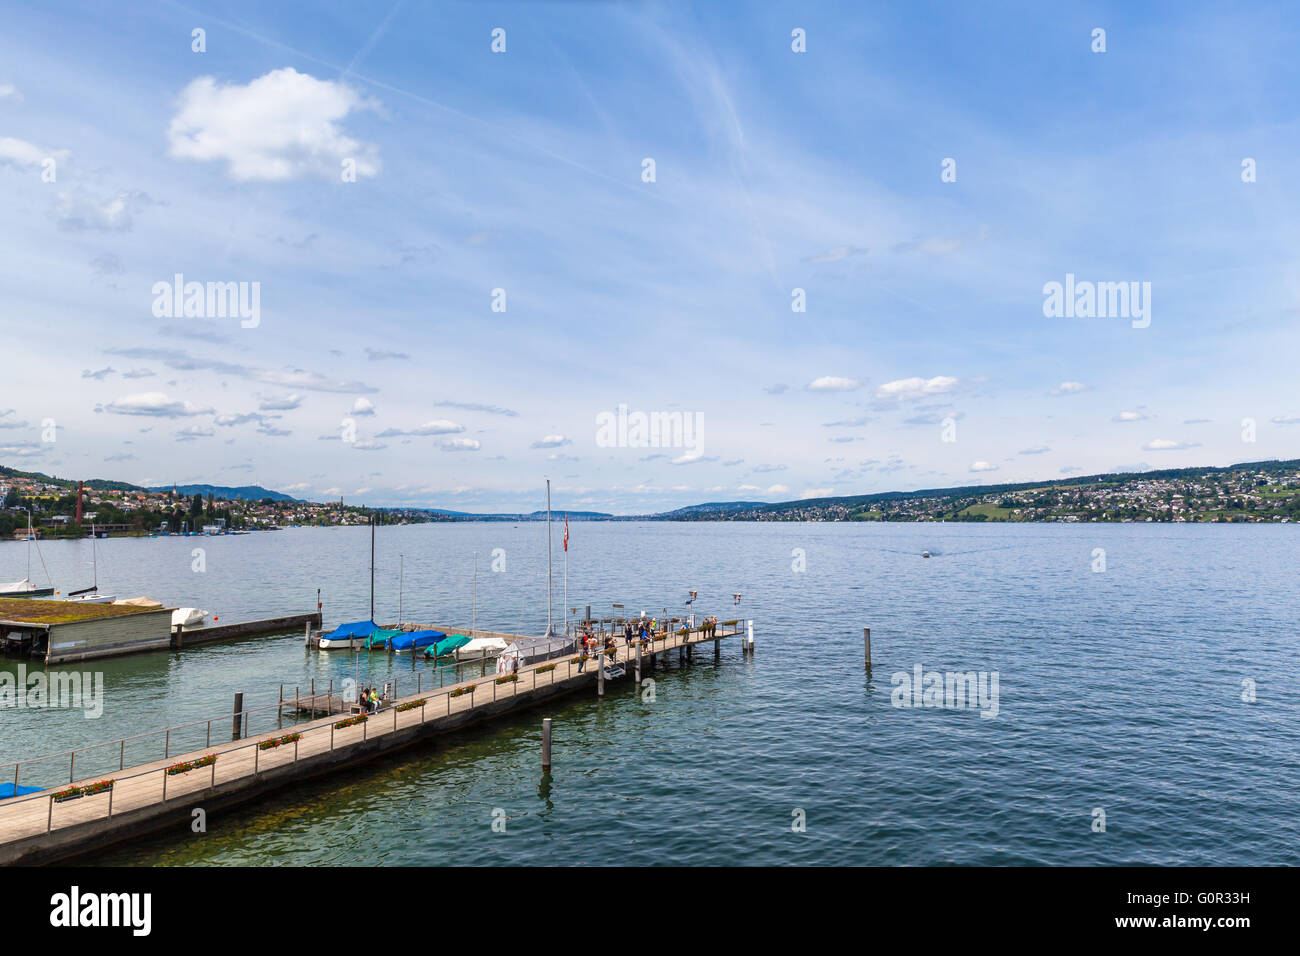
xmin=0 ymin=644 xmax=512 ymax=779
xmin=1 ymin=618 xmax=745 ymax=802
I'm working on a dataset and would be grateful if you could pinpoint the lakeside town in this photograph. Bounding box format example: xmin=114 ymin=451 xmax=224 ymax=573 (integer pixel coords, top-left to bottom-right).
xmin=4 ymin=459 xmax=1300 ymax=536
xmin=671 ymin=459 xmax=1300 ymax=523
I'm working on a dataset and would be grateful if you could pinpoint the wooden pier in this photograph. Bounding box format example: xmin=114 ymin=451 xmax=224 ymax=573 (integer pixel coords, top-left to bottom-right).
xmin=0 ymin=620 xmax=746 ymax=865
xmin=172 ymin=612 xmax=321 ymax=649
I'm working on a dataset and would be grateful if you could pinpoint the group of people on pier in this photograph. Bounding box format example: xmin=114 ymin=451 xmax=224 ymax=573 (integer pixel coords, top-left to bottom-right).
xmin=571 ymin=612 xmax=726 ymax=672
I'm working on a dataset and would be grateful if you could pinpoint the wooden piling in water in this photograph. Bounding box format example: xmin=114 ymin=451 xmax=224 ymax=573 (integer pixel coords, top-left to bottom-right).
xmin=863 ymin=627 xmax=871 ymax=669
xmin=232 ymin=693 xmax=243 ymax=740
xmin=541 ymin=718 xmax=552 ymax=772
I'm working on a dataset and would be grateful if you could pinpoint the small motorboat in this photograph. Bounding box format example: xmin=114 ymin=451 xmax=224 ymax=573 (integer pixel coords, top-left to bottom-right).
xmin=317 ymin=620 xmax=375 ymax=649
xmin=172 ymin=607 xmax=208 ymax=628
xmin=425 ymin=633 xmax=472 ymax=659
xmin=361 ymin=628 xmax=403 ymax=651
xmin=389 ymin=629 xmax=445 ymax=653
xmin=455 ymin=636 xmax=509 ymax=660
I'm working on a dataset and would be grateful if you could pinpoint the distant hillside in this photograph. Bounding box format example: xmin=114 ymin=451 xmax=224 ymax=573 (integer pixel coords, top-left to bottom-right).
xmin=402 ymin=508 xmax=615 ymax=520
xmin=152 ymin=484 xmax=302 ymax=503
xmin=0 ymin=465 xmax=143 ymax=493
xmin=654 ymin=458 xmax=1300 ymax=520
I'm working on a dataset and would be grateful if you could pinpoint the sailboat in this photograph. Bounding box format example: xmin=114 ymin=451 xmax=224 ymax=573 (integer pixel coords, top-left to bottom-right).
xmin=65 ymin=523 xmax=116 ymax=603
xmin=0 ymin=511 xmax=54 ymax=598
xmin=318 ymin=514 xmax=379 ymax=650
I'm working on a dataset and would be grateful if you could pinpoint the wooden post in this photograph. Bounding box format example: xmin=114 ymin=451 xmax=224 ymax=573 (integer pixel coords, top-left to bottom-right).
xmin=635 ymin=641 xmax=642 ymax=685
xmin=232 ymin=692 xmax=243 ymax=739
xmin=747 ymin=620 xmax=755 ymax=654
xmin=863 ymin=627 xmax=872 ymax=669
xmin=305 ymin=621 xmax=311 ymax=645
xmin=541 ymin=718 xmax=552 ymax=772
xmin=597 ymin=650 xmax=605 ymax=697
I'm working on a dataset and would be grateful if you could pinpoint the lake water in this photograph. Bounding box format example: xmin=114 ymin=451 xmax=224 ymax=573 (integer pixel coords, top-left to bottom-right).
xmin=2 ymin=522 xmax=1296 ymax=865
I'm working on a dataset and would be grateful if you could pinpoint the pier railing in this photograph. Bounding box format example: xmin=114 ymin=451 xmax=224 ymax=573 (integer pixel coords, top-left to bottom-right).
xmin=0 ymin=620 xmax=746 ymax=797
xmin=0 ymin=620 xmax=745 ymax=846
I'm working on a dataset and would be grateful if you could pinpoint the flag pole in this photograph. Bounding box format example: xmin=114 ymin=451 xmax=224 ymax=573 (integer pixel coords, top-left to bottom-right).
xmin=546 ymin=479 xmax=553 ymax=637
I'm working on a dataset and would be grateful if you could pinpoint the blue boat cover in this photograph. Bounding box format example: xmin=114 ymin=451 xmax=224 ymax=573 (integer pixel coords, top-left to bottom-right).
xmin=389 ymin=629 xmax=446 ymax=651
xmin=325 ymin=620 xmax=376 ymax=639
xmin=0 ymin=783 xmax=44 ymax=800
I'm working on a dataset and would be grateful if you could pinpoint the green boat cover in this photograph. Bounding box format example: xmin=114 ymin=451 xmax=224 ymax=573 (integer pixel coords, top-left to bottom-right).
xmin=363 ymin=627 xmax=404 ymax=650
xmin=425 ymin=633 xmax=472 ymax=658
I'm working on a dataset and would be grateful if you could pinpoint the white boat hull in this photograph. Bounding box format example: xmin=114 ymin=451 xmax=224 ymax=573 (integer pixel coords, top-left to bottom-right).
xmin=67 ymin=593 xmax=116 ymax=604
xmin=317 ymin=635 xmax=365 ymax=650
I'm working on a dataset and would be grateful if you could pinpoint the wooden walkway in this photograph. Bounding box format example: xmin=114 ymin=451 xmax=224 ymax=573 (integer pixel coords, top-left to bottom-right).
xmin=0 ymin=621 xmax=745 ymax=864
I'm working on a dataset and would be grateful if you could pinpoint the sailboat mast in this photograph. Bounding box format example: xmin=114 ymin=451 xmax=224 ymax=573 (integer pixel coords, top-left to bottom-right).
xmin=370 ymin=514 xmax=376 ymax=622
xmin=563 ymin=513 xmax=568 ymax=636
xmin=472 ymin=550 xmax=478 ymax=632
xmin=546 ymin=479 xmax=553 ymax=637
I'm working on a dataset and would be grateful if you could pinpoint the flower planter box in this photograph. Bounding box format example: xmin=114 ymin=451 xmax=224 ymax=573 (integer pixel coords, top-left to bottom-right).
xmin=537 ymin=663 xmax=556 ymax=673
xmin=395 ymin=698 xmax=427 ymax=713
xmin=167 ymin=755 xmax=217 ymax=775
xmin=333 ymin=715 xmax=367 ymax=729
xmin=495 ymin=675 xmax=518 ymax=685
xmin=258 ymin=732 xmax=302 ymax=751
xmin=53 ymin=787 xmax=83 ymax=803
xmin=449 ymin=686 xmax=475 ymax=698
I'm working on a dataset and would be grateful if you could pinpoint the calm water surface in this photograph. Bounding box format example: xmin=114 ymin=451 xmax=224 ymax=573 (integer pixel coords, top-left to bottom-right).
xmin=1 ymin=522 xmax=1296 ymax=865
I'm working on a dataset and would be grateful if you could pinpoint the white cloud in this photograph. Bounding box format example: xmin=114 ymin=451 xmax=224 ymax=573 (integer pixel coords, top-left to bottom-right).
xmin=969 ymin=460 xmax=999 ymax=472
xmin=876 ymin=376 xmax=959 ymax=400
xmin=377 ymin=419 xmax=464 ymax=437
xmin=56 ymin=190 xmax=152 ymax=232
xmin=1051 ymin=381 xmax=1088 ymax=395
xmin=167 ymin=68 xmax=381 ymax=182
xmin=442 ymin=438 xmax=481 ymax=451
xmin=767 ymin=484 xmax=789 ymax=493
xmin=0 ymin=84 xmax=20 ymax=101
xmin=174 ymin=425 xmax=215 ymax=441
xmin=351 ymin=397 xmax=376 ymax=416
xmin=98 ymin=392 xmax=214 ymax=417
xmin=0 ymin=136 xmax=64 ymax=169
xmin=530 ymin=434 xmax=570 ymax=448
xmin=799 ymin=487 xmax=835 ymax=498
xmin=1113 ymin=411 xmax=1148 ymax=422
xmin=1143 ymin=439 xmax=1199 ymax=451
xmin=259 ymin=394 xmax=303 ymax=411
xmin=806 ymin=376 xmax=861 ymax=392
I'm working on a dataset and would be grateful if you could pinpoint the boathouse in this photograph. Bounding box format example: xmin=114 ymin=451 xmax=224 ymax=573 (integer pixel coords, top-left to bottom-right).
xmin=0 ymin=599 xmax=173 ymax=664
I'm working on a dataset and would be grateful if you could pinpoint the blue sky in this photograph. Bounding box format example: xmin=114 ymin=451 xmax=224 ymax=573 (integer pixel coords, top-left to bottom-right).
xmin=2 ymin=1 xmax=1298 ymax=513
